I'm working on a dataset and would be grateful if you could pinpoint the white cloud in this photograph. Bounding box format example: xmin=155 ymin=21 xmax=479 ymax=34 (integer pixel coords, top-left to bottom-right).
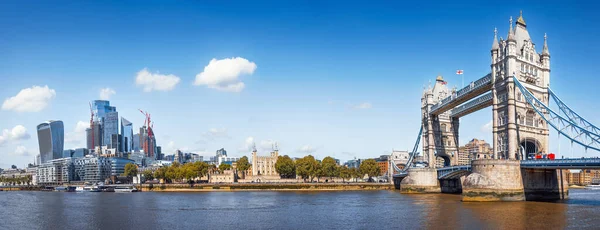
xmin=203 ymin=128 xmax=229 ymax=140
xmin=353 ymin=102 xmax=372 ymax=110
xmin=99 ymin=88 xmax=116 ymax=100
xmin=481 ymin=120 xmax=493 ymax=132
xmin=260 ymin=139 xmax=278 ymax=151
xmin=74 ymin=121 xmax=89 ymax=133
xmin=65 ymin=121 xmax=88 ymax=146
xmin=0 ymin=125 xmax=31 ymax=145
xmin=2 ymin=85 xmax=56 ymax=112
xmin=239 ymin=136 xmax=255 ymax=152
xmin=10 ymin=146 xmax=30 ymax=156
xmin=194 ymin=57 xmax=257 ymax=92
xmin=297 ymin=145 xmax=317 ymax=154
xmin=135 ymin=68 xmax=181 ymax=92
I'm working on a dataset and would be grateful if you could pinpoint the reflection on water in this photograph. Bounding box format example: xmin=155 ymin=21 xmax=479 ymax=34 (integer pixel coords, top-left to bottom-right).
xmin=0 ymin=189 xmax=598 ymax=229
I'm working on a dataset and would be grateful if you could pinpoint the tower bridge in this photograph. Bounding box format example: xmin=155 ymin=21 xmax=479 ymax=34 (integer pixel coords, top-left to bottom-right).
xmin=393 ymin=12 xmax=600 ymax=201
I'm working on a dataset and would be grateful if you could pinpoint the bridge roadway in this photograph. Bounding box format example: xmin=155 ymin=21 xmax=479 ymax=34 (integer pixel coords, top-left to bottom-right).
xmin=394 ymin=158 xmax=600 ymax=180
xmin=430 ymin=73 xmax=492 ymax=116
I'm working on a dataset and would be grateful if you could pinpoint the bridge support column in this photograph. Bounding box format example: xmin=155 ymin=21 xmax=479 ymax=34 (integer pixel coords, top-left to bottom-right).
xmin=400 ymin=168 xmax=441 ymax=193
xmin=462 ymin=159 xmax=525 ymax=201
xmin=521 ymin=168 xmax=569 ymax=201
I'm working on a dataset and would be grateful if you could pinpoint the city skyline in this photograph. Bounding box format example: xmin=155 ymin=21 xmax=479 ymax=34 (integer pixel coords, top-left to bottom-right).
xmin=2 ymin=2 xmax=600 ymax=168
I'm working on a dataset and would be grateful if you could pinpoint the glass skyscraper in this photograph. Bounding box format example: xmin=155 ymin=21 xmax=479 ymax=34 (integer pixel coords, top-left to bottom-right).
xmin=37 ymin=120 xmax=64 ymax=164
xmin=92 ymin=100 xmax=118 ymax=148
xmin=121 ymin=117 xmax=133 ymax=153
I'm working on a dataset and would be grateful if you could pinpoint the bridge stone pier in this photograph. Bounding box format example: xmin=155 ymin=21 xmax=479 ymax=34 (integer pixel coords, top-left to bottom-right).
xmin=462 ymin=159 xmax=525 ymax=201
xmin=399 ymin=168 xmax=440 ymax=193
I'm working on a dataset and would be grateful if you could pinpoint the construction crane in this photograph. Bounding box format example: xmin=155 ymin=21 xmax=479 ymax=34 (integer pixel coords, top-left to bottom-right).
xmin=89 ymin=102 xmax=95 ymax=151
xmin=139 ymin=109 xmax=154 ymax=157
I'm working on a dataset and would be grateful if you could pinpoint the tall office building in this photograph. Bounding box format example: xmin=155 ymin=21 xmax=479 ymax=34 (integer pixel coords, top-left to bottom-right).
xmin=103 ymin=111 xmax=119 ymax=149
xmin=86 ymin=121 xmax=102 ymax=150
xmin=139 ymin=126 xmax=156 ymax=159
xmin=132 ymin=133 xmax=140 ymax=152
xmin=91 ymin=100 xmax=118 ymax=150
xmin=37 ymin=120 xmax=64 ymax=164
xmin=121 ymin=117 xmax=133 ymax=153
xmin=91 ymin=100 xmax=116 ymax=122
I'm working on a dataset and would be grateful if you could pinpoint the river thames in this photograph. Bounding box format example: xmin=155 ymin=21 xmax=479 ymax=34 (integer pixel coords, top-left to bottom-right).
xmin=1 ymin=189 xmax=600 ymax=229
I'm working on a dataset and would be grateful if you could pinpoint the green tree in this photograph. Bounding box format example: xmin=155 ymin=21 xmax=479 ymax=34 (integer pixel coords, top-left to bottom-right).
xmin=218 ymin=163 xmax=232 ymax=173
xmin=123 ymin=163 xmax=138 ymax=178
xmin=182 ymin=163 xmax=200 ymax=183
xmin=321 ymin=156 xmax=338 ymax=181
xmin=143 ymin=170 xmax=154 ymax=181
xmin=339 ymin=166 xmax=352 ymax=182
xmin=275 ymin=155 xmax=296 ymax=179
xmin=359 ymin=159 xmax=381 ymax=182
xmin=296 ymin=155 xmax=319 ymax=182
xmin=154 ymin=167 xmax=167 ymax=183
xmin=236 ymin=156 xmax=251 ymax=178
xmin=165 ymin=162 xmax=181 ymax=183
xmin=192 ymin=161 xmax=210 ymax=178
xmin=350 ymin=168 xmax=361 ymax=182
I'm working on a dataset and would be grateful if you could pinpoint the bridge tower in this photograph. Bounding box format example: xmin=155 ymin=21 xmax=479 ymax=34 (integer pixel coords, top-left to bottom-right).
xmin=491 ymin=11 xmax=551 ymax=161
xmin=422 ymin=76 xmax=459 ymax=167
xmin=463 ymin=11 xmax=555 ymax=201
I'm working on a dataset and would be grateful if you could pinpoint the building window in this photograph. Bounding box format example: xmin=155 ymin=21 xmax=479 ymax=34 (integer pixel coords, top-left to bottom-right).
xmin=534 ymin=69 xmax=538 ymax=76
xmin=526 ymin=110 xmax=535 ymax=126
xmin=521 ymin=64 xmax=524 ymax=72
xmin=499 ymin=111 xmax=506 ymax=125
xmin=517 ymin=92 xmax=522 ymax=101
xmin=441 ymin=124 xmax=447 ymax=132
xmin=530 ymin=52 xmax=533 ymax=62
xmin=448 ymin=140 xmax=452 ymax=146
xmin=525 ymin=53 xmax=529 ymax=61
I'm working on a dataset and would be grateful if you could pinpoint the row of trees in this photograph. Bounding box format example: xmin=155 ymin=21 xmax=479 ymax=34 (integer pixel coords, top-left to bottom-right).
xmin=124 ymin=157 xmax=254 ymax=184
xmin=275 ymin=155 xmax=381 ymax=182
xmin=123 ymin=154 xmax=381 ymax=184
xmin=0 ymin=175 xmax=33 ymax=186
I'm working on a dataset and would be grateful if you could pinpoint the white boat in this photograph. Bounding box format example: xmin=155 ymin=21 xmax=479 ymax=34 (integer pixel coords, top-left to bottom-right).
xmin=75 ymin=186 xmax=101 ymax=192
xmin=585 ymin=184 xmax=600 ymax=190
xmin=114 ymin=186 xmax=138 ymax=193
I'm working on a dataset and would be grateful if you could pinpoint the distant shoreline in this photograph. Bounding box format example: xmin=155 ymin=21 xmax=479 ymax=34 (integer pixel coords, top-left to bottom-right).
xmin=143 ymin=183 xmax=394 ymax=192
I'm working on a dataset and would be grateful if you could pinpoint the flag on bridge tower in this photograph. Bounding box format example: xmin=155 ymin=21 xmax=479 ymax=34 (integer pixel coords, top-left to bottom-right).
xmin=456 ymin=70 xmax=464 ymax=75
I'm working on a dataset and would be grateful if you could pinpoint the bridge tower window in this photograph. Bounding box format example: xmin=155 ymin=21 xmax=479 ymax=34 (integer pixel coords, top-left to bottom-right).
xmin=526 ymin=110 xmax=535 ymax=126
xmin=441 ymin=124 xmax=447 ymax=132
xmin=529 ymin=52 xmax=533 ymax=62
xmin=520 ymin=64 xmax=524 ymax=72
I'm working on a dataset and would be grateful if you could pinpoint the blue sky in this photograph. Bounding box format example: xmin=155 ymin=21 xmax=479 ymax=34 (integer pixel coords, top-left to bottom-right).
xmin=2 ymin=1 xmax=600 ymax=168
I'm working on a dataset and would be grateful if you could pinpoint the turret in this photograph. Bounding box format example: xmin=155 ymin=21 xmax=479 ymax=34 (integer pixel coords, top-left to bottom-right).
xmin=542 ymin=33 xmax=550 ymax=58
xmin=507 ymin=16 xmax=516 ymax=43
xmin=491 ymin=28 xmax=499 ymax=63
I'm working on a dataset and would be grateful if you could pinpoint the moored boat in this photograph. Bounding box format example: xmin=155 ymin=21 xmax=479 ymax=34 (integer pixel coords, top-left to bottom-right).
xmin=55 ymin=186 xmax=76 ymax=192
xmin=114 ymin=186 xmax=138 ymax=193
xmin=585 ymin=184 xmax=600 ymax=190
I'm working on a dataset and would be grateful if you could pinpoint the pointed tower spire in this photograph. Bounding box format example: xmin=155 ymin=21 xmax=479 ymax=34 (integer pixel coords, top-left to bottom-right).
xmin=491 ymin=27 xmax=499 ymax=51
xmin=542 ymin=33 xmax=550 ymax=56
xmin=507 ymin=16 xmax=515 ymax=41
xmin=516 ymin=10 xmax=526 ymax=27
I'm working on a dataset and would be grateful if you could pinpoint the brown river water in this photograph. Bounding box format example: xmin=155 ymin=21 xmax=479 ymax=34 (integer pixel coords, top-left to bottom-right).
xmin=0 ymin=189 xmax=599 ymax=229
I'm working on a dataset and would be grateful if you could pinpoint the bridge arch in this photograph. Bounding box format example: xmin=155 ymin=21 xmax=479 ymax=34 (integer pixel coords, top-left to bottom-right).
xmin=520 ymin=138 xmax=540 ymax=159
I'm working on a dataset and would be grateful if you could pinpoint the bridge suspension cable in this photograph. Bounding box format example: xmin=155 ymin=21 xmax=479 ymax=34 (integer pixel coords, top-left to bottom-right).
xmin=513 ymin=76 xmax=600 ymax=153
xmin=548 ymin=88 xmax=600 ymax=136
xmin=392 ymin=126 xmax=423 ymax=173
